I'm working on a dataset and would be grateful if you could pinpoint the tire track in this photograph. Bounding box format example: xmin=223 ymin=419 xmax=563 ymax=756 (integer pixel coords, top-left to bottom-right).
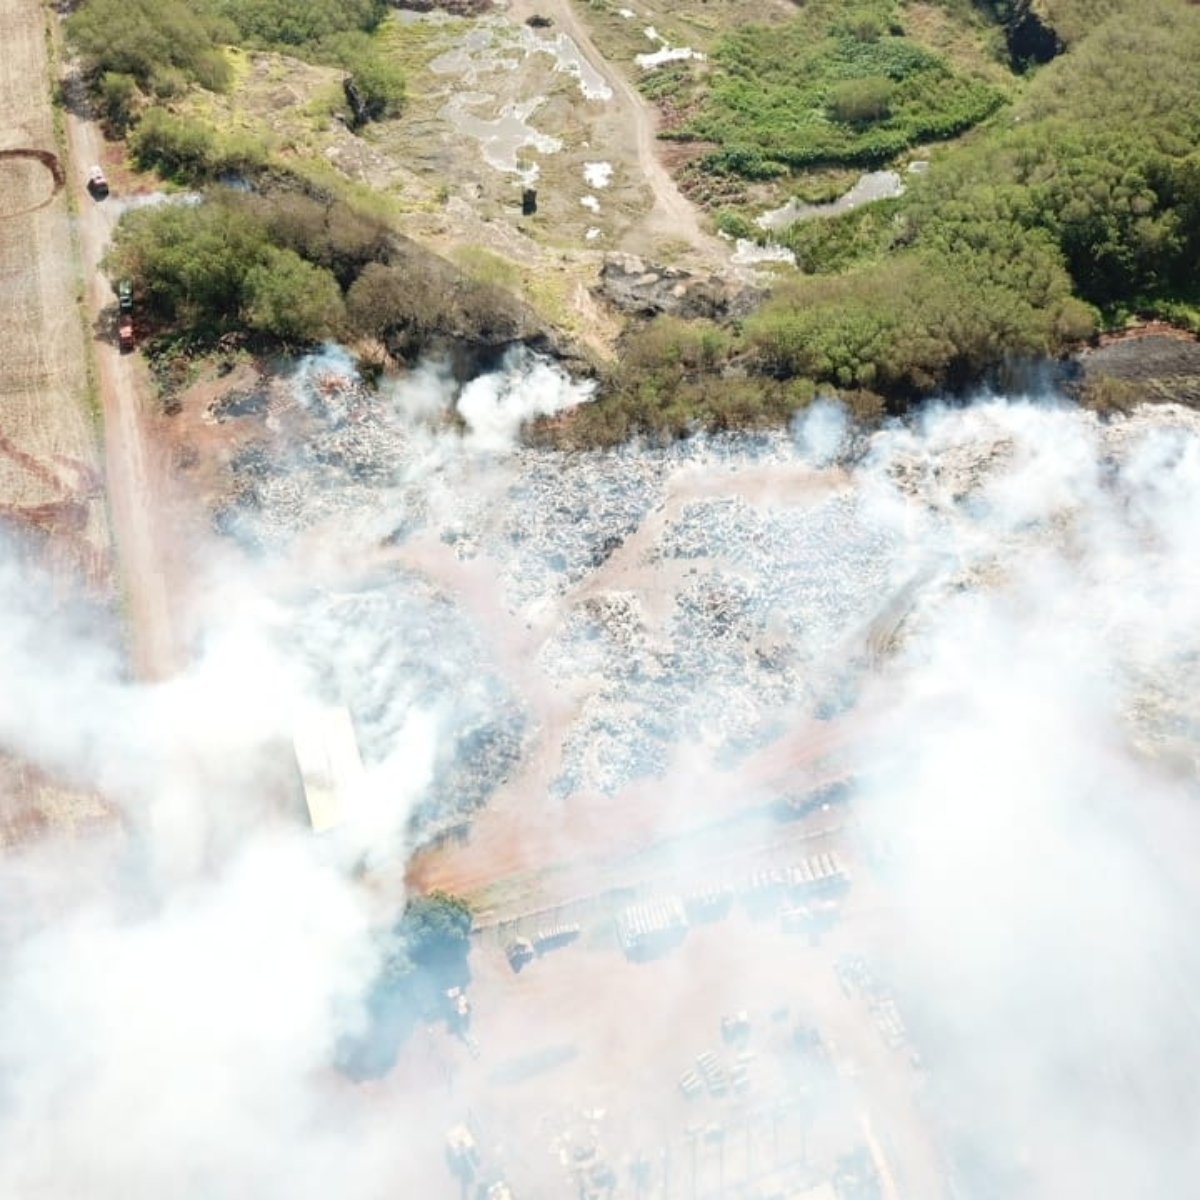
xmin=0 ymin=148 xmax=65 ymax=219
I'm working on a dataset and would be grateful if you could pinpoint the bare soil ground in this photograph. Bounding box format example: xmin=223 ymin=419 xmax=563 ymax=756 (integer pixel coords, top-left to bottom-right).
xmin=378 ymin=892 xmax=944 ymax=1200
xmin=184 ymin=0 xmax=765 ymax=359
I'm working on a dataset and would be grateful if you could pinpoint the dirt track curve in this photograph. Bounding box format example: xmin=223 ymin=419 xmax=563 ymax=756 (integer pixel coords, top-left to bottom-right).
xmin=506 ymin=0 xmax=729 ymax=265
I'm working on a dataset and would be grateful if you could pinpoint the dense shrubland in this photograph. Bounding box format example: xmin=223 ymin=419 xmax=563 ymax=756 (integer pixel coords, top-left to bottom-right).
xmin=71 ymin=0 xmax=1200 ymax=438
xmin=101 ymin=184 xmax=522 ymax=355
xmin=661 ymin=0 xmax=1008 ymax=176
xmin=594 ymin=0 xmax=1200 ymax=440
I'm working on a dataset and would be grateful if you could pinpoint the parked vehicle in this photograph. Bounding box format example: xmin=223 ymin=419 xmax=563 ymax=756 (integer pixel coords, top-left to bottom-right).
xmin=117 ymin=279 xmax=133 ymax=312
xmin=118 ymin=316 xmax=134 ymax=353
xmin=87 ymin=165 xmax=108 ymax=199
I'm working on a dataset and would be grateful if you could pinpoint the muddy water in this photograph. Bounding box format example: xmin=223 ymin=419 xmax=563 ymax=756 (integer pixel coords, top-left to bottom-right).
xmin=440 ymin=93 xmax=563 ymax=181
xmin=757 ymin=170 xmax=906 ymax=232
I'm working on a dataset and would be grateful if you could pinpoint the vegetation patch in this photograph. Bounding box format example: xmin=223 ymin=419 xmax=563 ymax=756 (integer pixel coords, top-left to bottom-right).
xmin=102 ymin=179 xmax=538 ymax=363
xmin=674 ymin=0 xmax=1009 ymax=177
xmin=70 ymin=0 xmax=406 ymax=133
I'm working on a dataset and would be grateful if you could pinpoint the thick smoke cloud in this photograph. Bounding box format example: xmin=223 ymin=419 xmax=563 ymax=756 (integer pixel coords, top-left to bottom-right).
xmin=2 ymin=359 xmax=1200 ymax=1198
xmin=852 ymin=401 xmax=1200 ymax=1198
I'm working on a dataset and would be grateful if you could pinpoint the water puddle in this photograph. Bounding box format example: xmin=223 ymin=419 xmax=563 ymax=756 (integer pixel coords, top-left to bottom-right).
xmin=757 ymin=170 xmax=905 ymax=232
xmin=440 ymin=94 xmax=563 ymax=182
xmin=431 ymin=18 xmax=612 ymax=102
xmin=531 ymin=29 xmax=612 ymax=101
xmin=730 ymin=238 xmax=796 ymax=266
xmin=636 ymin=26 xmax=706 ymax=69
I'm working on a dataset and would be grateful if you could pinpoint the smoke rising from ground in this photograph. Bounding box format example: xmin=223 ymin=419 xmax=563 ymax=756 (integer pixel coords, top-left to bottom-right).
xmin=3 ymin=358 xmax=1200 ymax=1196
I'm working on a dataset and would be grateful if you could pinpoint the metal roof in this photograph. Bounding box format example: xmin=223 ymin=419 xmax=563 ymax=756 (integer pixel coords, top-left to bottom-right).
xmin=292 ymin=704 xmax=364 ymax=833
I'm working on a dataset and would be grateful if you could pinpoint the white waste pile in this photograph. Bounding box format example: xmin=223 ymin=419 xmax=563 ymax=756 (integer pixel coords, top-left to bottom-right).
xmin=217 ymin=366 xmax=914 ymax=810
xmin=489 ymin=446 xmax=671 ymax=609
xmin=289 ymin=580 xmax=526 ymax=834
xmin=543 ymin=489 xmax=898 ymax=795
xmin=218 ymin=364 xmax=907 ymax=811
xmin=215 ymin=362 xmax=417 ymax=543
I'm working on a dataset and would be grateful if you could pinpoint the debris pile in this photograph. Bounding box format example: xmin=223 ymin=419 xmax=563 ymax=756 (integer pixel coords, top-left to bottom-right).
xmin=205 ymin=355 xmax=919 ymax=820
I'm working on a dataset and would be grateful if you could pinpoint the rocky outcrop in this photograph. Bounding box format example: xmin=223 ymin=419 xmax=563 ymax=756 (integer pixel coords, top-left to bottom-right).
xmin=1071 ymin=329 xmax=1200 ymax=412
xmin=594 ymin=253 xmax=765 ymax=322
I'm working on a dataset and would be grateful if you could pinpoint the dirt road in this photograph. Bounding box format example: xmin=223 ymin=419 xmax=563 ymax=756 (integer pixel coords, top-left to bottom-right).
xmin=506 ymin=0 xmax=730 ymax=265
xmin=0 ymin=0 xmax=127 ymax=840
xmin=57 ymin=67 xmax=181 ymax=681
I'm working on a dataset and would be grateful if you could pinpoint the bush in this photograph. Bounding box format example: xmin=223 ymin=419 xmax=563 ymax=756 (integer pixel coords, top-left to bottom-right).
xmin=98 ymin=72 xmax=141 ymax=134
xmin=315 ymin=32 xmax=406 ymax=122
xmin=398 ymin=892 xmax=473 ymax=967
xmin=682 ymin=10 xmax=1009 ymax=177
xmin=104 ymin=188 xmax=347 ymax=346
xmin=715 ymin=210 xmax=757 ymax=240
xmin=129 ymin=108 xmax=216 ymax=179
xmin=243 ymin=248 xmax=345 ymax=342
xmin=104 ymin=195 xmax=270 ymax=326
xmin=211 ymin=0 xmax=388 ymax=47
xmin=827 ymin=77 xmax=894 ymax=125
xmin=128 ymin=109 xmax=270 ymax=182
xmin=67 ymin=0 xmax=233 ymax=94
xmin=250 ymin=191 xmax=391 ymax=287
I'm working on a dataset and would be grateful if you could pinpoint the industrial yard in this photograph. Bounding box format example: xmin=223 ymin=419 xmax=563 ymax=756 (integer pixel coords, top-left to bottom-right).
xmin=376 ymin=828 xmax=938 ymax=1200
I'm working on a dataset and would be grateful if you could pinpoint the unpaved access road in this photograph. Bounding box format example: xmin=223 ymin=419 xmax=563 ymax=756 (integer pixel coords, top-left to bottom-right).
xmin=58 ymin=63 xmax=182 ymax=681
xmin=0 ymin=0 xmax=123 ymax=840
xmin=0 ymin=0 xmax=179 ymax=680
xmin=504 ymin=0 xmax=731 ymax=266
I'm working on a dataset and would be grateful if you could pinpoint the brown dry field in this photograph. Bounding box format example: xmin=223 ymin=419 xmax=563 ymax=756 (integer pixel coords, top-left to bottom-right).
xmin=0 ymin=0 xmax=109 ymax=573
xmin=0 ymin=0 xmax=122 ymax=843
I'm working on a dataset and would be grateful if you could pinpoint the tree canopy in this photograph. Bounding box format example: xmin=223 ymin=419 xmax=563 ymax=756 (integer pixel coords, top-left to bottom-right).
xmin=67 ymin=0 xmax=233 ymax=94
xmin=103 ymin=190 xmax=346 ymax=345
xmin=397 ymin=891 xmax=473 ymax=967
xmin=207 ymin=0 xmax=389 ymax=47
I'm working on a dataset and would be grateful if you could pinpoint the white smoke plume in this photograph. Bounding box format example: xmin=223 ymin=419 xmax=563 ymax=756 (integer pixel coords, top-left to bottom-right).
xmin=3 ymin=369 xmax=1200 ymax=1199
xmin=455 ymin=347 xmax=596 ymax=452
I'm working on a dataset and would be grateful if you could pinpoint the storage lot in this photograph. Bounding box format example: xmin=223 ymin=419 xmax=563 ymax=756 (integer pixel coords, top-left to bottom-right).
xmin=389 ymin=854 xmax=943 ymax=1200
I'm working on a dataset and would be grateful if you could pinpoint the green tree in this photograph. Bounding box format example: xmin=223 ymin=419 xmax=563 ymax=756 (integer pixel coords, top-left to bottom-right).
xmin=129 ymin=108 xmax=217 ymax=179
xmin=242 ymin=248 xmax=346 ymax=343
xmin=67 ymin=0 xmax=232 ymax=94
xmin=98 ymin=72 xmax=141 ymax=134
xmin=316 ymin=32 xmax=406 ymax=122
xmin=398 ymin=891 xmax=473 ymax=966
xmin=103 ymin=194 xmax=271 ymax=326
xmin=211 ymin=0 xmax=387 ymax=47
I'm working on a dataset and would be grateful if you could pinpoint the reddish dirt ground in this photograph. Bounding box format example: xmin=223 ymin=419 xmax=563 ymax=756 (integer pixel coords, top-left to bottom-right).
xmin=376 ymin=895 xmax=944 ymax=1200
